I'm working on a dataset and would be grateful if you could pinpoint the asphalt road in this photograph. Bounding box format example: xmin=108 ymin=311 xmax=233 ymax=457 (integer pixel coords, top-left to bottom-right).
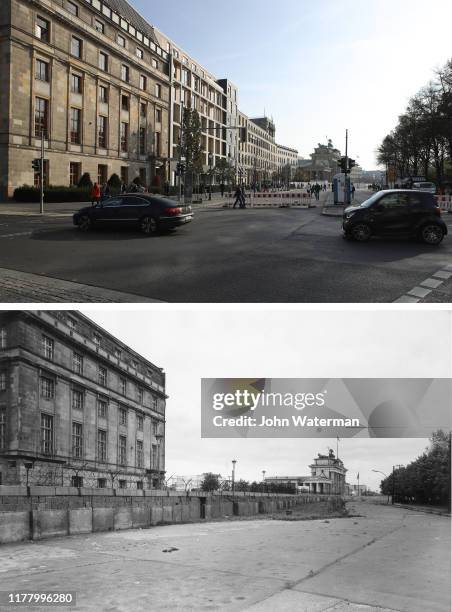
xmin=0 ymin=500 xmax=449 ymax=611
xmin=0 ymin=197 xmax=451 ymax=302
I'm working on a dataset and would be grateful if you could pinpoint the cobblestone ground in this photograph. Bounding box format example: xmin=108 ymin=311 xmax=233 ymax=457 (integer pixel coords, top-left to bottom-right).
xmin=0 ymin=267 xmax=159 ymax=302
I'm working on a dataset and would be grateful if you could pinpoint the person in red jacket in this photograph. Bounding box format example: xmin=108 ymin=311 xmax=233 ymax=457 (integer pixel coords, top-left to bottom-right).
xmin=90 ymin=183 xmax=101 ymax=206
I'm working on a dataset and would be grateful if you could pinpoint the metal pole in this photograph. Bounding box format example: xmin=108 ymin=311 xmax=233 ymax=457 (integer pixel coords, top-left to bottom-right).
xmin=232 ymin=459 xmax=236 ymax=497
xmin=344 ymin=129 xmax=349 ymax=207
xmin=40 ymin=130 xmax=44 ymax=214
xmin=392 ymin=465 xmax=395 ymax=505
xmin=178 ymin=97 xmax=184 ymax=204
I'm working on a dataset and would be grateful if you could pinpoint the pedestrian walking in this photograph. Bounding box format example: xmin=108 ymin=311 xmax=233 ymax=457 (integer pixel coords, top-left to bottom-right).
xmin=120 ymin=181 xmax=127 ymax=194
xmin=233 ymin=185 xmax=242 ymax=209
xmin=240 ymin=185 xmax=246 ymax=208
xmin=220 ymin=183 xmax=225 ymax=198
xmin=101 ymin=182 xmax=110 ymax=201
xmin=90 ymin=183 xmax=101 ymax=206
xmin=352 ymin=184 xmax=356 ymax=200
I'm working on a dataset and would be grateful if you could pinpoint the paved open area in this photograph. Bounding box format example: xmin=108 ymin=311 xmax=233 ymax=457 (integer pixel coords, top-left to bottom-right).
xmin=0 ymin=500 xmax=449 ymax=611
xmin=0 ymin=193 xmax=451 ymax=302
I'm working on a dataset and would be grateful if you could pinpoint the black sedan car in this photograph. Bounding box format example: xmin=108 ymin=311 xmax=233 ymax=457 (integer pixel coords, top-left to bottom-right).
xmin=343 ymin=190 xmax=447 ymax=245
xmin=73 ymin=194 xmax=193 ymax=235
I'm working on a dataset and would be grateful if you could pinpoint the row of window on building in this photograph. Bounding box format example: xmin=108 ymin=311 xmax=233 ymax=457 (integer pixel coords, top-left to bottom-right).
xmin=35 ymin=13 xmax=166 ymax=88
xmin=34 ymin=95 xmax=162 ymax=155
xmin=39 ymin=334 xmax=160 ymax=408
xmin=0 ymin=408 xmax=160 ymax=469
xmin=0 ymin=328 xmax=161 ymax=410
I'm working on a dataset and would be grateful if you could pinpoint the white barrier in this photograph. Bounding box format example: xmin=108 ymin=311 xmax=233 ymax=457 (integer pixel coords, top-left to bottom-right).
xmin=226 ymin=191 xmax=313 ymax=209
xmin=436 ymin=196 xmax=452 ymax=212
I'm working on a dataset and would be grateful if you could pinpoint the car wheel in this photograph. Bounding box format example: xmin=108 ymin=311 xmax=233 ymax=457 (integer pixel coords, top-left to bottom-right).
xmin=351 ymin=223 xmax=371 ymax=242
xmin=78 ymin=215 xmax=91 ymax=232
xmin=420 ymin=224 xmax=444 ymax=245
xmin=140 ymin=216 xmax=158 ymax=235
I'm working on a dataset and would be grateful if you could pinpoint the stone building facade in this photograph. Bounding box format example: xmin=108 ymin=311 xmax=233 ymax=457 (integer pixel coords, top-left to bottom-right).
xmin=0 ymin=310 xmax=166 ymax=490
xmin=0 ymin=0 xmax=300 ymax=197
xmin=0 ymin=0 xmax=171 ymax=199
xmin=153 ymin=24 xmax=240 ymax=187
xmin=238 ymin=112 xmax=299 ymax=187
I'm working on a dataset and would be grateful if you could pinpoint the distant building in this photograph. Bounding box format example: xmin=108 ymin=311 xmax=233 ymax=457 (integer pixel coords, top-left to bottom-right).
xmin=0 ymin=311 xmax=167 ymax=490
xmin=264 ymin=475 xmax=311 ymax=493
xmin=238 ymin=114 xmax=298 ymax=187
xmin=169 ymin=475 xmax=204 ymax=491
xmin=264 ymin=450 xmax=347 ymax=496
xmin=303 ymin=450 xmax=347 ymax=495
xmin=347 ymin=484 xmax=368 ymax=496
xmin=297 ymin=140 xmax=342 ymax=182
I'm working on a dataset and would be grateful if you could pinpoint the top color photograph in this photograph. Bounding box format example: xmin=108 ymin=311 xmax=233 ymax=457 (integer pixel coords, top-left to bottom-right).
xmin=0 ymin=0 xmax=451 ymax=303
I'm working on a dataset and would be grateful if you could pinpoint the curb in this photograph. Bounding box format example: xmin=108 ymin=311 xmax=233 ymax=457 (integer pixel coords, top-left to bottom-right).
xmin=393 ymin=503 xmax=451 ymax=517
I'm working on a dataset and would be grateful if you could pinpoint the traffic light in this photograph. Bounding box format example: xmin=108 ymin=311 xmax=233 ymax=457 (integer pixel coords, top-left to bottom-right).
xmin=348 ymin=159 xmax=356 ymax=171
xmin=337 ymin=157 xmax=347 ymax=173
xmin=32 ymin=159 xmax=41 ymax=172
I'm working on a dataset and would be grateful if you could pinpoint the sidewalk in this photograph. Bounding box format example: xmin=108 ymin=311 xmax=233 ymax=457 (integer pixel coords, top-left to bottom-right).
xmin=0 ymin=267 xmax=160 ymax=303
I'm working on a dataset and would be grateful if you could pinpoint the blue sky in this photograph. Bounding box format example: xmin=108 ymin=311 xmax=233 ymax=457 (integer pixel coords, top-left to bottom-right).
xmin=130 ymin=0 xmax=452 ymax=169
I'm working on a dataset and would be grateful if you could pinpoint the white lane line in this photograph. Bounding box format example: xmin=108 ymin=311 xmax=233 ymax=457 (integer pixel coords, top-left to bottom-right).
xmin=394 ymin=295 xmax=420 ymax=303
xmin=0 ymin=232 xmax=33 ymax=238
xmin=407 ymin=287 xmax=432 ymax=299
xmin=420 ymin=278 xmax=444 ymax=289
xmin=432 ymin=271 xmax=452 ymax=280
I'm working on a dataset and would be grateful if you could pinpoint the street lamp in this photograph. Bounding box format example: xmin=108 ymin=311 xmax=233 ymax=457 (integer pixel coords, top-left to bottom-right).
xmin=208 ymin=153 xmax=213 ymax=200
xmin=372 ymin=469 xmax=389 ymax=504
xmin=231 ymin=459 xmax=237 ymax=496
xmin=262 ymin=470 xmax=266 ymax=493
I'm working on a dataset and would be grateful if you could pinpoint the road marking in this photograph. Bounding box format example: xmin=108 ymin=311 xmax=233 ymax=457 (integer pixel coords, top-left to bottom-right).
xmin=420 ymin=278 xmax=443 ymax=289
xmin=0 ymin=231 xmax=33 ymax=238
xmin=394 ymin=264 xmax=452 ymax=303
xmin=432 ymin=270 xmax=452 ymax=280
xmin=407 ymin=287 xmax=432 ymax=299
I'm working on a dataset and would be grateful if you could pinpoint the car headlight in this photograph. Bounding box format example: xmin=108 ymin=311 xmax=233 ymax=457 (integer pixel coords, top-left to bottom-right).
xmin=345 ymin=213 xmax=355 ymax=220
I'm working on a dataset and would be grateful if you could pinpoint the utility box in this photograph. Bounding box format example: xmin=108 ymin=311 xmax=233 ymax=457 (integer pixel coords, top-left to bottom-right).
xmin=333 ymin=173 xmax=351 ymax=205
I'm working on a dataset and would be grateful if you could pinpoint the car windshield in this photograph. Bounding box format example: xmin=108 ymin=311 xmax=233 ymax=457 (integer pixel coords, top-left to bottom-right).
xmin=359 ymin=193 xmax=382 ymax=208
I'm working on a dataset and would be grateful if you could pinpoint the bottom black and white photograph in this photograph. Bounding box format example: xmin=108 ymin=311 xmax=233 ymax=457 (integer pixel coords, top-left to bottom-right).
xmin=0 ymin=309 xmax=450 ymax=612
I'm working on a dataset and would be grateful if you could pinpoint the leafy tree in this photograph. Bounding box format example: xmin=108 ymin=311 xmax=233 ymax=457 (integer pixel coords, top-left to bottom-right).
xmin=378 ymin=58 xmax=452 ymax=186
xmin=380 ymin=430 xmax=451 ymax=508
xmin=180 ymin=108 xmax=204 ymax=174
xmin=214 ymin=159 xmax=235 ymax=186
xmin=201 ymin=472 xmax=221 ymax=492
xmin=235 ymin=479 xmax=250 ymax=492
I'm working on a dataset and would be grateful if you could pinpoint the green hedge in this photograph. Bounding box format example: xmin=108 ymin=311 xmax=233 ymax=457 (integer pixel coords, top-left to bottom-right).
xmin=13 ymin=186 xmax=91 ymax=203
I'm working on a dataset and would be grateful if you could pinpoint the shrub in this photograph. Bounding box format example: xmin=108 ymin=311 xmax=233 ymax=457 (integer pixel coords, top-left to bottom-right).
xmin=108 ymin=173 xmax=122 ymax=190
xmin=132 ymin=176 xmax=143 ymax=186
xmin=13 ymin=185 xmax=90 ymax=203
xmin=78 ymin=173 xmax=93 ymax=189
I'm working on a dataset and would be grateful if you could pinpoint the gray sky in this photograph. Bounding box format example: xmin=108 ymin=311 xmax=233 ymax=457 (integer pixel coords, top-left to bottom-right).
xmin=83 ymin=309 xmax=451 ymax=491
xmin=130 ymin=0 xmax=452 ymax=169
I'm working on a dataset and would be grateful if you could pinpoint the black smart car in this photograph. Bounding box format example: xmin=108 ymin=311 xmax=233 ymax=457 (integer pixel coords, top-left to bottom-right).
xmin=343 ymin=190 xmax=447 ymax=245
xmin=73 ymin=194 xmax=193 ymax=235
